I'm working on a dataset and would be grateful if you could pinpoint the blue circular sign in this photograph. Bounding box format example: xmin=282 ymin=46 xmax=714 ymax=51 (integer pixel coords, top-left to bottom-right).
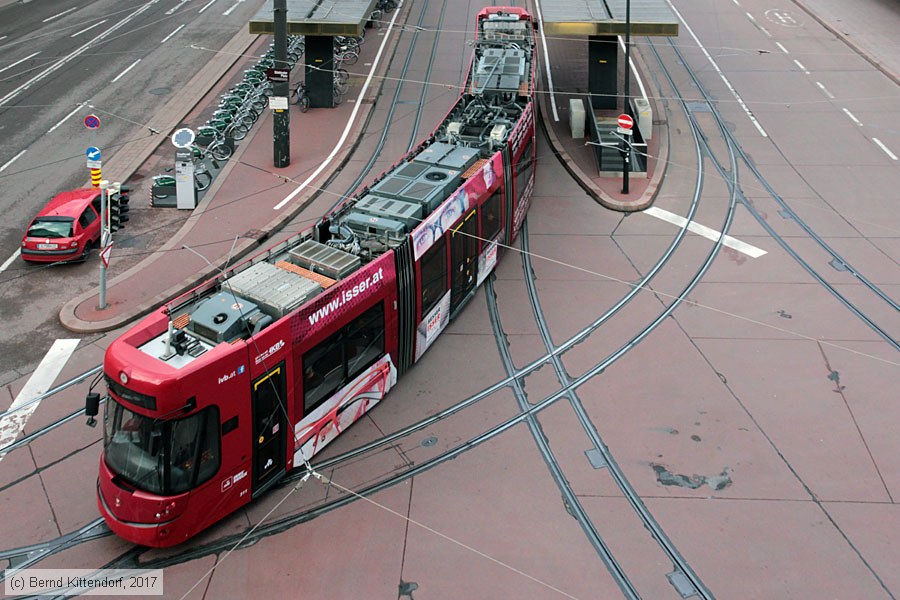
xmin=86 ymin=146 xmax=101 ymax=160
xmin=84 ymin=114 xmax=101 ymax=129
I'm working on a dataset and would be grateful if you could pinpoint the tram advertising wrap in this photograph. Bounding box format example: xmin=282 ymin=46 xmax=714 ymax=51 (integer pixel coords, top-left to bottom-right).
xmin=91 ymin=6 xmax=537 ymax=547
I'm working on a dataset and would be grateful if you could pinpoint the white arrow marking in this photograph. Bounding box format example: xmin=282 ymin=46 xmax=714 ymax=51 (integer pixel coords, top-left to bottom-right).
xmin=0 ymin=339 xmax=80 ymax=461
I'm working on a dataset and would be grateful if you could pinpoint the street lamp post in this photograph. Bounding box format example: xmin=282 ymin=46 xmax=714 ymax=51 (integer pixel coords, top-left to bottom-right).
xmin=622 ymin=0 xmax=631 ymax=194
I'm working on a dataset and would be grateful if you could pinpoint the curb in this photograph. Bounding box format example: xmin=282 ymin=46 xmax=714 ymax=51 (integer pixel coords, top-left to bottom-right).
xmin=537 ymin=48 xmax=667 ymax=213
xmin=60 ymin=19 xmax=402 ymax=334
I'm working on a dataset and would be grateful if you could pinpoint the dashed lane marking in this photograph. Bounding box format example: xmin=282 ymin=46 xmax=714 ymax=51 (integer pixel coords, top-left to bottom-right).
xmin=0 ymin=52 xmax=40 ymax=74
xmin=872 ymin=138 xmax=898 ymax=161
xmin=0 ymin=149 xmax=26 ymax=172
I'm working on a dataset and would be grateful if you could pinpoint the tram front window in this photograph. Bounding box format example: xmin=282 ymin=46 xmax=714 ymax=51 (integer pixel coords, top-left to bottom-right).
xmin=104 ymin=401 xmax=165 ymax=494
xmin=104 ymin=400 xmax=221 ymax=495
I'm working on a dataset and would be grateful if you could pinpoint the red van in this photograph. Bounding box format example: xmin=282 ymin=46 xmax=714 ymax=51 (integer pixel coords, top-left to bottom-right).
xmin=21 ymin=188 xmax=102 ymax=263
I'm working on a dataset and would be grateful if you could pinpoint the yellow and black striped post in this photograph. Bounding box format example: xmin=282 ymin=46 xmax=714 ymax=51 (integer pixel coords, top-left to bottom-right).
xmin=90 ymin=168 xmax=102 ymax=188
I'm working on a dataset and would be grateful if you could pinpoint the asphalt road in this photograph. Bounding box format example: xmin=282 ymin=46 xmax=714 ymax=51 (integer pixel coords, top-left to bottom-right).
xmin=0 ymin=0 xmax=265 ymax=383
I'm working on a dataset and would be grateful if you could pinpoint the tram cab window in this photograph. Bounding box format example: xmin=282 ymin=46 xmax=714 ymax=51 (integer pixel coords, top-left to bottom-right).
xmin=103 ymin=400 xmax=220 ymax=495
xmin=419 ymin=237 xmax=447 ymax=315
xmin=303 ymin=302 xmax=385 ymax=414
xmin=480 ymin=189 xmax=502 ymax=243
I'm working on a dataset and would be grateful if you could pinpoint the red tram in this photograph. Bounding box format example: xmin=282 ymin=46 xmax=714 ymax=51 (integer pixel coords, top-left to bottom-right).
xmin=90 ymin=6 xmax=537 ymax=546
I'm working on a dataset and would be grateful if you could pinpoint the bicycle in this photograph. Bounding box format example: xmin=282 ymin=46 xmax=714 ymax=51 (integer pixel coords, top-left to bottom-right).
xmin=195 ymin=127 xmax=233 ymax=161
xmin=291 ymin=81 xmax=310 ymax=112
xmin=151 ymin=163 xmax=212 ymax=199
xmin=334 ymin=44 xmax=359 ymax=66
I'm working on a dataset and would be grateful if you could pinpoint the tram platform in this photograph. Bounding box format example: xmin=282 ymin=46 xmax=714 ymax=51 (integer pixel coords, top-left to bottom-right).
xmin=59 ymin=17 xmax=664 ymax=334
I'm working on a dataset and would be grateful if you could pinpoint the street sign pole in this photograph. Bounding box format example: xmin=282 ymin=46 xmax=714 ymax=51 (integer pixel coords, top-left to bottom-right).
xmin=273 ymin=0 xmax=291 ymax=168
xmin=622 ymin=0 xmax=631 ymax=194
xmin=98 ymin=180 xmax=108 ymax=310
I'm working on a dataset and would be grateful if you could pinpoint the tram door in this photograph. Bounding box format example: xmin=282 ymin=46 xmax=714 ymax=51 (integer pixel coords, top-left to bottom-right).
xmin=450 ymin=210 xmax=479 ymax=314
xmin=250 ymin=363 xmax=287 ymax=495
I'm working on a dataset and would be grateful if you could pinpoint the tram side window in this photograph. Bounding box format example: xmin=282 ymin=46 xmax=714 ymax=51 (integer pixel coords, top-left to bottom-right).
xmin=346 ymin=304 xmax=385 ymax=380
xmin=303 ymin=302 xmax=385 ymax=414
xmin=515 ymin=140 xmax=534 ymax=200
xmin=419 ymin=236 xmax=447 ymax=315
xmin=168 ymin=406 xmax=220 ymax=494
xmin=481 ymin=189 xmax=502 ymax=243
xmin=303 ymin=331 xmax=344 ymax=412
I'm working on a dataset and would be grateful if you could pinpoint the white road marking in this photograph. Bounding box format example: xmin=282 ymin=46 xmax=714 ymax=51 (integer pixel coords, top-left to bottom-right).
xmin=47 ymin=101 xmax=87 ymax=133
xmin=0 ymin=149 xmax=26 ymax=172
xmin=43 ymin=6 xmax=78 ymax=22
xmin=166 ymin=0 xmax=189 ymax=15
xmin=793 ymin=59 xmax=809 ymax=74
xmin=745 ymin=12 xmax=755 ymax=22
xmin=775 ymin=42 xmax=789 ymax=54
xmin=198 ymin=0 xmax=218 ymax=13
xmin=758 ymin=26 xmax=771 ymax=38
xmin=533 ymin=0 xmax=559 ymax=121
xmin=0 ymin=250 xmax=21 ymax=274
xmin=71 ymin=19 xmax=107 ymax=37
xmin=842 ymin=107 xmax=861 ymax=126
xmin=0 ymin=339 xmax=80 ymax=461
xmin=111 ymin=59 xmax=141 ymax=83
xmin=643 ymin=206 xmax=767 ymax=258
xmin=0 ymin=51 xmax=40 ymax=74
xmin=161 ymin=24 xmax=185 ymax=43
xmin=274 ymin=3 xmax=404 ymax=210
xmin=666 ymin=0 xmax=768 ymax=137
xmin=815 ymin=81 xmax=834 ymax=98
xmin=0 ymin=36 xmax=7 ymax=42
xmin=0 ymin=0 xmax=159 ymax=107
xmin=223 ymin=0 xmax=244 ymax=16
xmin=872 ymin=138 xmax=898 ymax=160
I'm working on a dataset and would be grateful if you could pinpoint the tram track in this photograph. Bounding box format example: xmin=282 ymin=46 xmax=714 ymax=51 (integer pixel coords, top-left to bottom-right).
xmin=659 ymin=38 xmax=899 ymax=349
xmin=646 ymin=37 xmax=898 ymax=597
xmin=45 ymin=51 xmax=747 ymax=585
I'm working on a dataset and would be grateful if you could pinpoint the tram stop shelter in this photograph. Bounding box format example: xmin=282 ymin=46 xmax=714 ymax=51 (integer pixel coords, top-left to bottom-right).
xmin=540 ymin=0 xmax=678 ymax=173
xmin=250 ymin=0 xmax=376 ymax=109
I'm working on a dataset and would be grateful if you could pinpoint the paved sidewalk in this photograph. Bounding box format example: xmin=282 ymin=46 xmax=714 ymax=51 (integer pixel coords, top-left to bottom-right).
xmin=58 ymin=21 xmax=667 ymax=334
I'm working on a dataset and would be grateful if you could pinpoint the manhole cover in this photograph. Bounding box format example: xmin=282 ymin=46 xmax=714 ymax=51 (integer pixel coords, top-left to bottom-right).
xmin=149 ymin=87 xmax=172 ymax=96
xmin=421 ymin=436 xmax=437 ymax=447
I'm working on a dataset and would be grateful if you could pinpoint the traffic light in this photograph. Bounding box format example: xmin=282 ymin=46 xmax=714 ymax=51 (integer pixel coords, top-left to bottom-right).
xmin=109 ymin=186 xmax=130 ymax=231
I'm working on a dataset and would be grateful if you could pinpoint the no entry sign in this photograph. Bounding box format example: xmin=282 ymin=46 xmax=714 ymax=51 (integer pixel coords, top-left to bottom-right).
xmin=617 ymin=113 xmax=633 ymax=130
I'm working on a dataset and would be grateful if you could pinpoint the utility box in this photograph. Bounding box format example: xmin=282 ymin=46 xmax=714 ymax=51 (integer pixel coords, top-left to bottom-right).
xmin=569 ymin=98 xmax=586 ymax=139
xmin=634 ymin=98 xmax=652 ymax=141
